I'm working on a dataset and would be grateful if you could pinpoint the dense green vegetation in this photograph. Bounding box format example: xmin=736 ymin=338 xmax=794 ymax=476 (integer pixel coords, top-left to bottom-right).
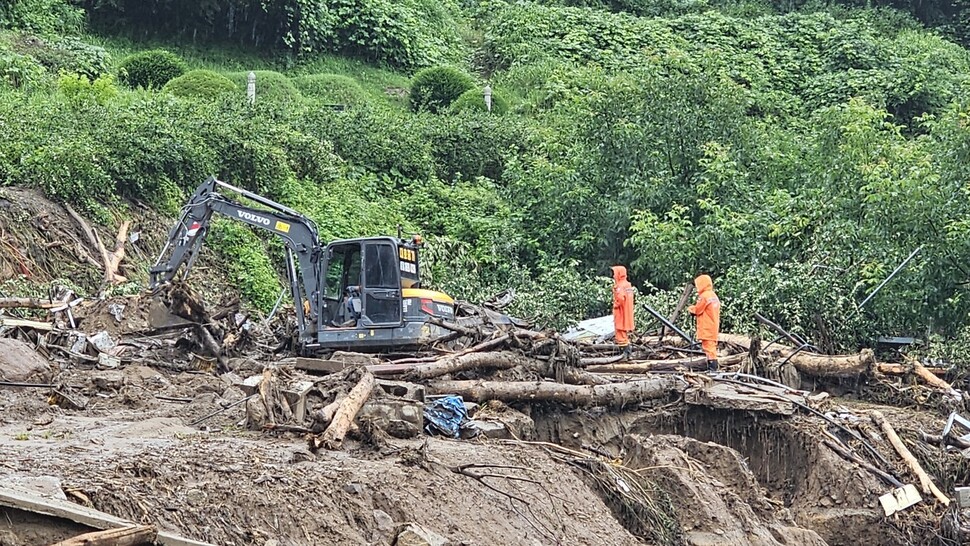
xmin=3 ymin=0 xmax=970 ymax=357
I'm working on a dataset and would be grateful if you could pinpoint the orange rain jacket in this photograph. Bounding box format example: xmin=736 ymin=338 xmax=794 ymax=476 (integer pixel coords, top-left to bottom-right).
xmin=688 ymin=274 xmax=720 ymax=341
xmin=612 ymin=266 xmax=635 ymax=332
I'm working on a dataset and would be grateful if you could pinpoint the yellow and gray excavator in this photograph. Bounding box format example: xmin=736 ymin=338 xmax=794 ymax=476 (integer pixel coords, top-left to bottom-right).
xmin=149 ymin=176 xmax=457 ymax=355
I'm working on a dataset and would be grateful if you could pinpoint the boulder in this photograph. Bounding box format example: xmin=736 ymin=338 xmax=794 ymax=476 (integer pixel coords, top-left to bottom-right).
xmin=0 ymin=338 xmax=52 ymax=382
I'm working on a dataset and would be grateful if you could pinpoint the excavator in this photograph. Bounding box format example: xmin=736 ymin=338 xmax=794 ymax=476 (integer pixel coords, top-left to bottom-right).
xmin=149 ymin=176 xmax=458 ymax=355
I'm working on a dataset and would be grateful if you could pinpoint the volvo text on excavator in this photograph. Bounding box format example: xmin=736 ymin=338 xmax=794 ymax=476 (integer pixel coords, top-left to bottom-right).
xmin=149 ymin=176 xmax=457 ymax=355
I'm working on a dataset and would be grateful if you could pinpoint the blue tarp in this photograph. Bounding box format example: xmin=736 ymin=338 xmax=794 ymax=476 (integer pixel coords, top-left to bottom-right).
xmin=423 ymin=395 xmax=467 ymax=438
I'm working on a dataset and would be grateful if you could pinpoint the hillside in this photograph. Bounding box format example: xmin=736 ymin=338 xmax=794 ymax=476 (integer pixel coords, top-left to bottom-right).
xmin=2 ymin=1 xmax=970 ymax=545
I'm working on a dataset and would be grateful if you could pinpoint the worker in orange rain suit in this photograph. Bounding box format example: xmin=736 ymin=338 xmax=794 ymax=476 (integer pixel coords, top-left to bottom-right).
xmin=611 ymin=266 xmax=635 ymax=358
xmin=688 ymin=274 xmax=721 ymax=372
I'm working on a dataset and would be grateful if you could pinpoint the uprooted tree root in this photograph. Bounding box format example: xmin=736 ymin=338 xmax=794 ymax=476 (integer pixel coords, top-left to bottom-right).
xmin=566 ymin=457 xmax=683 ymax=546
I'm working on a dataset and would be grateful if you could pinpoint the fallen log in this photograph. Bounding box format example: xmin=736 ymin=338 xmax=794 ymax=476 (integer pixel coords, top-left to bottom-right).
xmin=50 ymin=525 xmax=157 ymax=546
xmin=717 ymin=334 xmax=873 ymax=378
xmin=871 ymin=410 xmax=950 ymax=506
xmin=586 ymin=353 xmax=745 ymax=374
xmin=0 ymin=317 xmax=54 ymax=331
xmin=403 ymin=350 xmax=521 ymax=381
xmin=311 ymin=369 xmax=375 ymax=450
xmin=913 ymin=362 xmax=962 ymax=400
xmin=0 ymin=297 xmax=58 ymax=310
xmin=783 ymin=348 xmax=874 ymax=378
xmin=578 ymin=354 xmax=625 ymax=367
xmin=875 ymin=363 xmax=945 ymax=376
xmin=427 ymin=376 xmax=687 ymax=407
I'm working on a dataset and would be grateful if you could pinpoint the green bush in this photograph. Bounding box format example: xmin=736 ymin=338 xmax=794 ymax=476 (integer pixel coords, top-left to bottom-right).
xmin=118 ymin=49 xmax=187 ymax=89
xmin=9 ymin=35 xmax=111 ymax=79
xmin=292 ymin=74 xmax=369 ymax=106
xmin=163 ymin=70 xmax=238 ymax=100
xmin=0 ymin=0 xmax=83 ymax=34
xmin=57 ymin=73 xmax=119 ymax=106
xmin=0 ymin=51 xmax=45 ymax=89
xmin=449 ymin=86 xmax=509 ymax=115
xmin=409 ymin=66 xmax=475 ymax=113
xmin=226 ymin=71 xmax=302 ymax=104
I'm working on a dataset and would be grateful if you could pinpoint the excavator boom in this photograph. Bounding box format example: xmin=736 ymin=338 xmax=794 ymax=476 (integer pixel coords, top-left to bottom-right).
xmin=150 ymin=176 xmax=322 ymax=339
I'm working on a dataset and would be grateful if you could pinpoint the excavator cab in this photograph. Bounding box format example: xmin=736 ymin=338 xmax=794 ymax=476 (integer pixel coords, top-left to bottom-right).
xmin=312 ymin=236 xmax=454 ymax=351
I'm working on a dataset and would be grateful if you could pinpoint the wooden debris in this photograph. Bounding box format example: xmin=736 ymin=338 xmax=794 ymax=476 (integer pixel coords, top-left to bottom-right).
xmin=428 ymin=376 xmax=686 ymax=407
xmin=404 ymin=351 xmax=523 ymax=381
xmin=0 ymin=297 xmax=58 ymax=309
xmin=50 ymin=525 xmax=157 ymax=546
xmin=586 ymin=353 xmax=746 ymax=374
xmin=311 ymin=369 xmax=376 ymax=450
xmin=65 ymin=204 xmax=130 ymax=287
xmin=0 ymin=316 xmax=53 ymax=331
xmin=871 ymin=410 xmax=950 ymax=506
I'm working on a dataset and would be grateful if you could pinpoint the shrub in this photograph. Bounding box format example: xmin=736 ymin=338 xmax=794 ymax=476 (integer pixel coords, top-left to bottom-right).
xmin=57 ymin=73 xmax=119 ymax=105
xmin=0 ymin=51 xmax=45 ymax=89
xmin=226 ymin=71 xmax=302 ymax=105
xmin=9 ymin=35 xmax=111 ymax=79
xmin=118 ymin=49 xmax=187 ymax=89
xmin=409 ymin=66 xmax=475 ymax=113
xmin=449 ymin=86 xmax=509 ymax=115
xmin=163 ymin=69 xmax=238 ymax=100
xmin=292 ymin=74 xmax=369 ymax=106
xmin=0 ymin=0 xmax=83 ymax=35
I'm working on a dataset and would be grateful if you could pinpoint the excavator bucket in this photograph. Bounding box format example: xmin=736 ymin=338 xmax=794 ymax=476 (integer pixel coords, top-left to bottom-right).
xmin=147 ymin=284 xmax=208 ymax=331
xmin=147 ymin=296 xmax=194 ymax=331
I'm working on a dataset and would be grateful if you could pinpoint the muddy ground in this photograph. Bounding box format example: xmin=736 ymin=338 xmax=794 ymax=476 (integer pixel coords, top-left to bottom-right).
xmin=0 ymin=358 xmax=957 ymax=546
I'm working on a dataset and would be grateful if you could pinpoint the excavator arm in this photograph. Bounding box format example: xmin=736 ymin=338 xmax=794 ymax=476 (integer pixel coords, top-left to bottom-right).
xmin=150 ymin=176 xmax=323 ymax=338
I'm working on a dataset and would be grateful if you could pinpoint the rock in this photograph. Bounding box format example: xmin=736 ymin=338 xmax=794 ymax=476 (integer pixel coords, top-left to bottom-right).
xmin=359 ymin=398 xmax=423 ymax=439
xmin=89 ymin=370 xmax=125 ymax=392
xmin=88 ymin=331 xmax=117 ymax=353
xmin=229 ymin=357 xmax=263 ymax=376
xmin=0 ymin=338 xmax=52 ymax=381
xmin=460 ymin=420 xmax=508 ymax=440
xmin=377 ymin=380 xmax=425 ymax=402
xmin=185 ymin=488 xmax=207 ymax=506
xmin=239 ymin=374 xmax=264 ymax=396
xmin=394 ymin=523 xmax=449 ymax=546
xmin=343 ymin=482 xmax=364 ymax=495
xmin=374 ymin=509 xmax=394 ymax=532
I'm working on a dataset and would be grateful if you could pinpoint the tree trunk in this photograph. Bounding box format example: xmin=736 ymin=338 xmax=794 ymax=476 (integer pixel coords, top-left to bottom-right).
xmin=783 ymin=348 xmax=874 ymax=378
xmin=49 ymin=525 xmax=156 ymax=546
xmin=312 ymin=370 xmax=375 ymax=450
xmin=871 ymin=410 xmax=950 ymax=506
xmin=0 ymin=297 xmax=58 ymax=310
xmin=585 ymin=352 xmax=746 ymax=374
xmin=427 ymin=376 xmax=686 ymax=407
xmin=65 ymin=205 xmax=130 ymax=286
xmin=404 ymin=351 xmax=523 ymax=381
xmin=662 ymin=283 xmax=694 ymax=339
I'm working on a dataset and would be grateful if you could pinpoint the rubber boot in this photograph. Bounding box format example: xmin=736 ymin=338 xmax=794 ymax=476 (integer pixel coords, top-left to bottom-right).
xmin=707 ymin=359 xmax=719 ymax=373
xmin=623 ymin=345 xmax=633 ymax=360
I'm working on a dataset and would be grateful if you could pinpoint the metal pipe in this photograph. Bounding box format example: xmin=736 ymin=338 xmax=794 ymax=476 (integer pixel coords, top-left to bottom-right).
xmin=641 ymin=302 xmax=695 ymax=346
xmin=857 ymin=246 xmax=922 ymax=310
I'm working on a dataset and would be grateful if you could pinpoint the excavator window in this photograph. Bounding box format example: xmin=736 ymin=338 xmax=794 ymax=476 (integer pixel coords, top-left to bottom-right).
xmin=362 ymin=242 xmax=402 ymax=324
xmin=364 ymin=244 xmax=398 ymax=288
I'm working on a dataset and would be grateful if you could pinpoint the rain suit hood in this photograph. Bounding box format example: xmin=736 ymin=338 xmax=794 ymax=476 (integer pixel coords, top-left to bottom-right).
xmin=612 ymin=266 xmax=628 ymax=282
xmin=694 ymin=274 xmax=713 ymax=294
